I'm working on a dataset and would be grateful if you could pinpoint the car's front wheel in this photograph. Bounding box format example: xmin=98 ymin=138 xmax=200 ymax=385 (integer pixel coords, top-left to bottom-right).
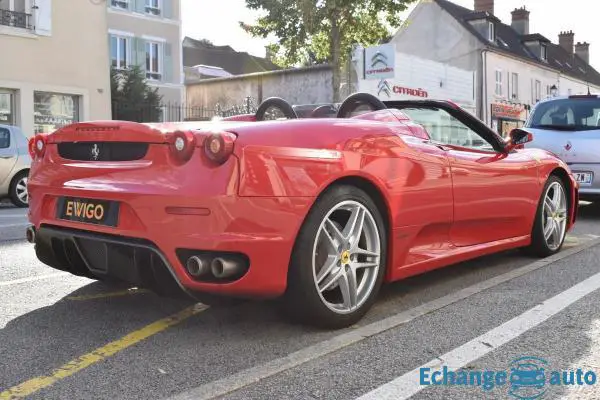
xmin=284 ymin=184 xmax=387 ymax=329
xmin=525 ymin=175 xmax=569 ymax=257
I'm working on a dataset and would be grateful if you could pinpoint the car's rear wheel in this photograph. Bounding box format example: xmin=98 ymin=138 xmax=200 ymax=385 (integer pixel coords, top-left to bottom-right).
xmin=283 ymin=185 xmax=387 ymax=329
xmin=525 ymin=175 xmax=568 ymax=257
xmin=9 ymin=170 xmax=29 ymax=208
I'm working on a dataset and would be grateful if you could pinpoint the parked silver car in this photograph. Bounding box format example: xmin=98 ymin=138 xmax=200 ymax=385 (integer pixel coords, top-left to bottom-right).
xmin=0 ymin=124 xmax=31 ymax=207
xmin=524 ymin=94 xmax=600 ymax=202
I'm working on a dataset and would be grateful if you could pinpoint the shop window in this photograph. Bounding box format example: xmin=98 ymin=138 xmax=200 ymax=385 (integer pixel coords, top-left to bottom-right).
xmin=34 ymin=92 xmax=80 ymax=134
xmin=0 ymin=91 xmax=15 ymax=125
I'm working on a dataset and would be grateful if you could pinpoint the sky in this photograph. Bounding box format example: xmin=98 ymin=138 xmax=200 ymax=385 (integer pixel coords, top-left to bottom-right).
xmin=182 ymin=0 xmax=600 ymax=69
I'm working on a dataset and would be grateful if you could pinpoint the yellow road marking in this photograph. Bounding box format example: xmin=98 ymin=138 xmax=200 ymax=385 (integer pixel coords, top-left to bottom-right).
xmin=66 ymin=287 xmax=151 ymax=301
xmin=0 ymin=304 xmax=208 ymax=400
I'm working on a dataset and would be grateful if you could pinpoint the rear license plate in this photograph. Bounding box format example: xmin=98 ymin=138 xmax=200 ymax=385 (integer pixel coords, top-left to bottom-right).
xmin=56 ymin=197 xmax=120 ymax=226
xmin=573 ymin=172 xmax=593 ymax=185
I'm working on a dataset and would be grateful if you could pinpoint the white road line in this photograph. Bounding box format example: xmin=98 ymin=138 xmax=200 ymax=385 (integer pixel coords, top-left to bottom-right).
xmin=166 ymin=237 xmax=600 ymax=400
xmin=356 ymin=269 xmax=600 ymax=400
xmin=0 ymin=223 xmax=29 ymax=228
xmin=0 ymin=272 xmax=69 ymax=287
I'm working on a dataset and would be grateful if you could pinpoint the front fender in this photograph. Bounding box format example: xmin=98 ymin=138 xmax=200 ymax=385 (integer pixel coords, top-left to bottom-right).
xmin=530 ymin=149 xmax=579 ymax=230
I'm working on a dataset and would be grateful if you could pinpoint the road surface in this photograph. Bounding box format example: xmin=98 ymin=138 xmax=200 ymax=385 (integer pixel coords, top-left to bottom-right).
xmin=1 ymin=202 xmax=600 ymax=400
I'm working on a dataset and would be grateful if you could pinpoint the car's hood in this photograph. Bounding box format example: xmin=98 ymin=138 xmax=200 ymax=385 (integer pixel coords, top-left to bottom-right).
xmin=524 ymin=127 xmax=600 ymax=164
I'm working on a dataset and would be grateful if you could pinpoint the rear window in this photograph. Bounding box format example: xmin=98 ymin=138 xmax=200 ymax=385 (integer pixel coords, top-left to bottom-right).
xmin=526 ymin=97 xmax=600 ymax=131
xmin=0 ymin=128 xmax=10 ymax=149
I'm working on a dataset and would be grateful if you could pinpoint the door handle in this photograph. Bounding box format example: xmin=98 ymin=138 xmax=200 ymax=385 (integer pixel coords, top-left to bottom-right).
xmin=0 ymin=156 xmax=14 ymax=159
xmin=421 ymin=140 xmax=449 ymax=151
xmin=429 ymin=142 xmax=450 ymax=151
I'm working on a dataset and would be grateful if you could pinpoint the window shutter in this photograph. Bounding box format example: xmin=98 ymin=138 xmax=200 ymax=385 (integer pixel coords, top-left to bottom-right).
xmin=163 ymin=42 xmax=173 ymax=83
xmin=134 ymin=0 xmax=146 ymax=14
xmin=134 ymin=38 xmax=147 ymax=71
xmin=108 ymin=34 xmax=113 ymax=67
xmin=162 ymin=0 xmax=172 ymax=18
xmin=35 ymin=0 xmax=52 ymax=36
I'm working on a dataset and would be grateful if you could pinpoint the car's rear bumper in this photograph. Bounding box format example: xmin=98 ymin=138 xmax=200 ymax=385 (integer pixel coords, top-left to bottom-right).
xmin=28 ymin=192 xmax=314 ymax=299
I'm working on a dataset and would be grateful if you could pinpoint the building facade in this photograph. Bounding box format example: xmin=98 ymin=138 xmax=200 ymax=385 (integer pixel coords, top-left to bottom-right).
xmin=389 ymin=0 xmax=600 ymax=137
xmin=107 ymin=0 xmax=184 ymax=105
xmin=0 ymin=0 xmax=112 ymax=136
xmin=353 ymin=46 xmax=477 ymax=116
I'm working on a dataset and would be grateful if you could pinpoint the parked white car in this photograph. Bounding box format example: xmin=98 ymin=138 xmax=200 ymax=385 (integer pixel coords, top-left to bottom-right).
xmin=0 ymin=124 xmax=31 ymax=207
xmin=524 ymin=94 xmax=600 ymax=203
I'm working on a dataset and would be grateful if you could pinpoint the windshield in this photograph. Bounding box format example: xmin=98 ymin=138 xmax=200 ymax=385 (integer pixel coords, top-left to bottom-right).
xmin=526 ymin=97 xmax=600 ymax=131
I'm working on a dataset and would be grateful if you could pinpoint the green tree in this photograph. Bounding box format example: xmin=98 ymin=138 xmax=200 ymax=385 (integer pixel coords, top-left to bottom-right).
xmin=241 ymin=0 xmax=415 ymax=102
xmin=111 ymin=66 xmax=163 ymax=122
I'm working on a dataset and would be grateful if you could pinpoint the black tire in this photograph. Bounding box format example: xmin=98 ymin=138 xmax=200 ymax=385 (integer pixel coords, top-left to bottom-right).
xmin=283 ymin=184 xmax=387 ymax=329
xmin=336 ymin=92 xmax=386 ymax=118
xmin=9 ymin=170 xmax=29 ymax=208
xmin=255 ymin=97 xmax=298 ymax=121
xmin=523 ymin=175 xmax=568 ymax=258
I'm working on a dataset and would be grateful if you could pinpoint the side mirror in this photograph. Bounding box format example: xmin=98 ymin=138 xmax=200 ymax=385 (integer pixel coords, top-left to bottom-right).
xmin=505 ymin=128 xmax=533 ymax=152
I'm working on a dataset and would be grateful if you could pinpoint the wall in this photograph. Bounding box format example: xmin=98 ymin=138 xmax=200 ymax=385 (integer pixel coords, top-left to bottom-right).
xmin=484 ymin=50 xmax=559 ymax=127
xmin=484 ymin=50 xmax=600 ymax=133
xmin=0 ymin=0 xmax=111 ymax=135
xmin=388 ymin=1 xmax=483 ymax=117
xmin=107 ymin=0 xmax=184 ymax=104
xmin=186 ymin=66 xmax=334 ymax=111
xmin=356 ymin=52 xmax=477 ymax=115
xmin=390 ymin=1 xmax=482 ymax=72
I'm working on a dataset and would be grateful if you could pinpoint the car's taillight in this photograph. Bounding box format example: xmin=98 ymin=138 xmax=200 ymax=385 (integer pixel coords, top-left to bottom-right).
xmin=204 ymin=132 xmax=236 ymax=164
xmin=33 ymin=134 xmax=47 ymax=159
xmin=167 ymin=130 xmax=196 ymax=163
xmin=28 ymin=137 xmax=36 ymax=158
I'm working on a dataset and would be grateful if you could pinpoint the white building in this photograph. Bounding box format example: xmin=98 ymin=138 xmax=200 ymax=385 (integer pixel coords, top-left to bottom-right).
xmin=387 ymin=0 xmax=600 ymax=137
xmin=0 ymin=0 xmax=112 ymax=135
xmin=354 ymin=46 xmax=477 ymax=116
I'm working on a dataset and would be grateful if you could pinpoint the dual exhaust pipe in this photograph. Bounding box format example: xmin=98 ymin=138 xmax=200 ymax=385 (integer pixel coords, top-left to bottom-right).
xmin=186 ymin=255 xmax=245 ymax=280
xmin=26 ymin=226 xmax=36 ymax=244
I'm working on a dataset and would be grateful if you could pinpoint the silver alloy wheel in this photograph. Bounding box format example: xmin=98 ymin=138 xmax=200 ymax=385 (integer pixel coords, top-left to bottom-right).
xmin=15 ymin=176 xmax=28 ymax=204
xmin=312 ymin=200 xmax=381 ymax=314
xmin=542 ymin=181 xmax=567 ymax=251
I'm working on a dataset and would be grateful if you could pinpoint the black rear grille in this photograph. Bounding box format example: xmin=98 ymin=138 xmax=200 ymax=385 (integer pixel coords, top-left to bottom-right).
xmin=57 ymin=142 xmax=149 ymax=161
xmin=35 ymin=225 xmax=191 ymax=299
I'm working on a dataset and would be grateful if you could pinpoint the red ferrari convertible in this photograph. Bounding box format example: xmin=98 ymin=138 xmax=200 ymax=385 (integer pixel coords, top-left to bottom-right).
xmin=26 ymin=93 xmax=578 ymax=328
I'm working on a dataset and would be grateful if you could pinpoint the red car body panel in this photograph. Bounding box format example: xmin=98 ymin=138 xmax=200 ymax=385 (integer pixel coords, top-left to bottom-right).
xmin=27 ymin=108 xmax=578 ymax=299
